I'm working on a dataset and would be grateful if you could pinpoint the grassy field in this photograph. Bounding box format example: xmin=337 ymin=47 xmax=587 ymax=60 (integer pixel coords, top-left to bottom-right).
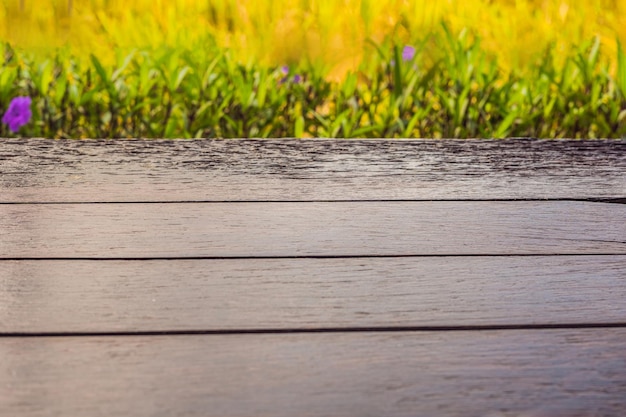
xmin=1 ymin=0 xmax=626 ymax=138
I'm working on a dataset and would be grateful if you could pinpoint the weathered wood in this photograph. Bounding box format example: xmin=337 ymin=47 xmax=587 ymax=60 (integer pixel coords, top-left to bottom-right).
xmin=1 ymin=139 xmax=624 ymax=202
xmin=1 ymin=201 xmax=624 ymax=258
xmin=2 ymin=330 xmax=626 ymax=417
xmin=1 ymin=139 xmax=625 ymax=417
xmin=1 ymin=256 xmax=625 ymax=333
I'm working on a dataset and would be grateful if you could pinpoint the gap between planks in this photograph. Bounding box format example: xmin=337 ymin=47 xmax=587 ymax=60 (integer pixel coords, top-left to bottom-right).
xmin=1 ymin=198 xmax=625 ymax=204
xmin=3 ymin=253 xmax=626 ymax=261
xmin=3 ymin=322 xmax=626 ymax=338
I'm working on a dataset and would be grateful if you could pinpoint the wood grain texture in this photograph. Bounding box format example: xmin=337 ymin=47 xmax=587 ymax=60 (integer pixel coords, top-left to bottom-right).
xmin=1 ymin=201 xmax=625 ymax=258
xmin=1 ymin=256 xmax=625 ymax=333
xmin=2 ymin=139 xmax=625 ymax=417
xmin=1 ymin=138 xmax=624 ymax=202
xmin=2 ymin=330 xmax=626 ymax=417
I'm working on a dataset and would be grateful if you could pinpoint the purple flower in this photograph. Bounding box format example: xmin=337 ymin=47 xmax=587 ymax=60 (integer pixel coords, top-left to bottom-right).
xmin=279 ymin=66 xmax=302 ymax=84
xmin=279 ymin=65 xmax=290 ymax=83
xmin=402 ymin=45 xmax=416 ymax=62
xmin=2 ymin=96 xmax=32 ymax=133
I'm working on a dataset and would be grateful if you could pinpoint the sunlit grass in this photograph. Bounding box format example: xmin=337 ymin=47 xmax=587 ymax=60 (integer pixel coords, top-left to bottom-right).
xmin=3 ymin=0 xmax=625 ymax=79
xmin=1 ymin=0 xmax=626 ymax=138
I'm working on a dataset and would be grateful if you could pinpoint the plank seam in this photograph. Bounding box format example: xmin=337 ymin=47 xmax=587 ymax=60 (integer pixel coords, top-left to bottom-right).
xmin=1 ymin=198 xmax=624 ymax=205
xmin=1 ymin=253 xmax=625 ymax=261
xmin=3 ymin=323 xmax=626 ymax=338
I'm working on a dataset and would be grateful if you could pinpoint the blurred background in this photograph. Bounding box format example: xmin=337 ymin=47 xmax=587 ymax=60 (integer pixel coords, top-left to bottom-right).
xmin=2 ymin=0 xmax=625 ymax=80
xmin=2 ymin=0 xmax=626 ymax=139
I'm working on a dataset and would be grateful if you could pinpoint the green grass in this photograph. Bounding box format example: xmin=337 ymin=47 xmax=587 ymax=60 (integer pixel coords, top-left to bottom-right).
xmin=2 ymin=27 xmax=626 ymax=138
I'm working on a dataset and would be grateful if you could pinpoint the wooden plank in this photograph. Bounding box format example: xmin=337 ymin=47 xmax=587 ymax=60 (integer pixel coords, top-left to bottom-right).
xmin=2 ymin=329 xmax=625 ymax=416
xmin=1 ymin=201 xmax=624 ymax=258
xmin=1 ymin=139 xmax=624 ymax=202
xmin=1 ymin=256 xmax=625 ymax=333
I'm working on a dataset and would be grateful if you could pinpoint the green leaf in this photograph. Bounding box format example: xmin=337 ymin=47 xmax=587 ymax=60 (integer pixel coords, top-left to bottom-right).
xmin=392 ymin=45 xmax=404 ymax=99
xmin=36 ymin=61 xmax=54 ymax=95
xmin=329 ymin=109 xmax=350 ymax=138
xmin=256 ymin=68 xmax=268 ymax=107
xmin=364 ymin=37 xmax=388 ymax=61
xmin=90 ymin=54 xmax=116 ymax=97
xmin=352 ymin=124 xmax=379 ymax=137
xmin=494 ymin=111 xmax=519 ymax=138
xmin=90 ymin=54 xmax=109 ymax=86
xmin=112 ymin=50 xmax=137 ymax=82
xmin=617 ymin=38 xmax=626 ymax=99
xmin=294 ymin=115 xmax=304 ymax=138
xmin=342 ymin=72 xmax=358 ymax=98
xmin=53 ymin=71 xmax=68 ymax=106
xmin=402 ymin=112 xmax=421 ymax=137
xmin=79 ymin=89 xmax=98 ymax=106
xmin=0 ymin=66 xmax=18 ymax=102
xmin=360 ymin=0 xmax=372 ymax=33
xmin=172 ymin=66 xmax=191 ymax=91
xmin=588 ymin=36 xmax=601 ymax=69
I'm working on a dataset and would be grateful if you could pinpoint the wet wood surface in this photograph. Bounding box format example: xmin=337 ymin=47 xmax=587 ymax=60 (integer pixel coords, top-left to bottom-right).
xmin=1 ymin=138 xmax=625 ymax=416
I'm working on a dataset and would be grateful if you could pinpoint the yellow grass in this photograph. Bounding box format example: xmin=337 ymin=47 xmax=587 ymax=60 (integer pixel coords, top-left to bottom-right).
xmin=2 ymin=0 xmax=626 ymax=80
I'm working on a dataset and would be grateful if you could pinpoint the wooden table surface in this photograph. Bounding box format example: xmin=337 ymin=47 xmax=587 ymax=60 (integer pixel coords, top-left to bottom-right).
xmin=1 ymin=138 xmax=625 ymax=417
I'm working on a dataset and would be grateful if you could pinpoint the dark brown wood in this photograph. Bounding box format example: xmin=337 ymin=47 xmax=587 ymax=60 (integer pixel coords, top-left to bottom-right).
xmin=1 ymin=139 xmax=625 ymax=417
xmin=2 ymin=330 xmax=626 ymax=417
xmin=1 ymin=256 xmax=625 ymax=333
xmin=1 ymin=138 xmax=624 ymax=202
xmin=1 ymin=201 xmax=624 ymax=258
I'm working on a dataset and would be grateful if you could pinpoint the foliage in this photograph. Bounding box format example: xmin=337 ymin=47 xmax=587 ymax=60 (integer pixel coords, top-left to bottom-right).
xmin=1 ymin=0 xmax=626 ymax=138
xmin=3 ymin=0 xmax=626 ymax=79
